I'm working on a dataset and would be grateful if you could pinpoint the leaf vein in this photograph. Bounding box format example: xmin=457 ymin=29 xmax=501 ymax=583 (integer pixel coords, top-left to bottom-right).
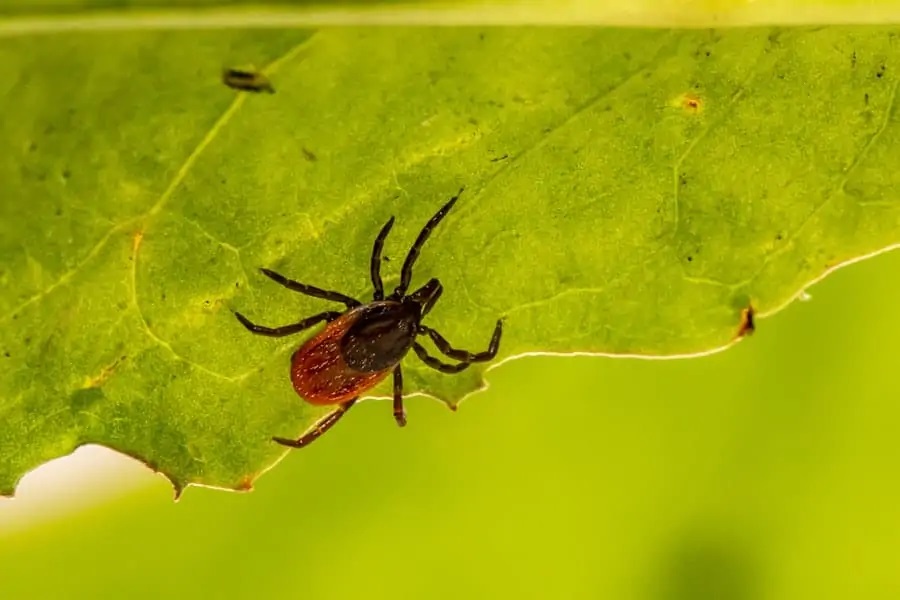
xmin=671 ymin=71 xmax=758 ymax=237
xmin=476 ymin=32 xmax=678 ymax=198
xmin=736 ymin=79 xmax=899 ymax=290
xmin=0 ymin=218 xmax=137 ymax=324
xmin=125 ymin=36 xmax=318 ymax=375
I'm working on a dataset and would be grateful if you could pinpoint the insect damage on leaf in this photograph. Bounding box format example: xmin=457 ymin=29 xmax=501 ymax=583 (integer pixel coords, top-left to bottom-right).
xmin=736 ymin=306 xmax=756 ymax=339
xmin=672 ymin=91 xmax=704 ymax=113
xmin=222 ymin=68 xmax=275 ymax=94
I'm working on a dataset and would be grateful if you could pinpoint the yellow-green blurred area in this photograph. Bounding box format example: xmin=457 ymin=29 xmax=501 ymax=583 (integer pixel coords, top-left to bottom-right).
xmin=2 ymin=249 xmax=900 ymax=599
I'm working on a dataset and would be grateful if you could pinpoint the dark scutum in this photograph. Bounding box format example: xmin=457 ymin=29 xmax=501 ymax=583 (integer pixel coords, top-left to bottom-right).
xmin=339 ymin=302 xmax=420 ymax=372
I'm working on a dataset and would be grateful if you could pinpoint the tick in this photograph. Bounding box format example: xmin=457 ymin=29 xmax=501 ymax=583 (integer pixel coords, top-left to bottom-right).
xmin=235 ymin=188 xmax=503 ymax=448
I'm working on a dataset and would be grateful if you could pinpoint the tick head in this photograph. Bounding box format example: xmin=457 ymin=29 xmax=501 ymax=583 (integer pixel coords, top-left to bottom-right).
xmin=407 ymin=277 xmax=443 ymax=316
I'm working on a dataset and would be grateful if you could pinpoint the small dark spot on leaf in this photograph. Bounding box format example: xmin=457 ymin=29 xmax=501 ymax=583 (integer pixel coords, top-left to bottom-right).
xmin=235 ymin=281 xmax=240 ymax=288
xmin=558 ymin=273 xmax=575 ymax=287
xmin=877 ymin=64 xmax=886 ymax=79
xmin=3 ymin=352 xmax=10 ymax=358
xmin=28 ymin=141 xmax=37 ymax=152
xmin=602 ymin=104 xmax=612 ymax=112
xmin=479 ymin=32 xmax=485 ymax=41
xmin=851 ymin=51 xmax=857 ymax=67
xmin=775 ymin=233 xmax=783 ymax=241
xmin=24 ymin=337 xmax=31 ymax=345
xmin=203 ymin=299 xmax=211 ymax=307
xmin=705 ymin=50 xmax=711 ymax=57
xmin=686 ymin=256 xmax=693 ymax=262
xmin=383 ymin=255 xmax=391 ymax=262
xmin=62 ymin=168 xmax=71 ymax=180
xmin=221 ymin=178 xmax=227 ymax=185
xmin=55 ymin=207 xmax=63 ymax=216
xmin=777 ymin=73 xmax=785 ymax=80
xmin=490 ymin=154 xmax=509 ymax=162
xmin=275 ymin=238 xmax=283 ymax=246
xmin=468 ymin=117 xmax=479 ymax=126
xmin=302 ymin=147 xmax=317 ymax=162
xmin=542 ymin=127 xmax=552 ymax=134
xmin=70 ymin=387 xmax=105 ymax=413
xmin=865 ymin=93 xmax=870 ymax=105
xmin=161 ymin=293 xmax=167 ymax=300
xmin=679 ymin=173 xmax=688 ymax=187
xmin=12 ymin=314 xmax=18 ymax=321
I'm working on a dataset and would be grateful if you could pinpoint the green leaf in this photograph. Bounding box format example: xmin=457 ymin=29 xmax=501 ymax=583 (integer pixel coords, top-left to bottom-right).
xmin=2 ymin=25 xmax=898 ymax=496
xmin=5 ymin=0 xmax=900 ymax=27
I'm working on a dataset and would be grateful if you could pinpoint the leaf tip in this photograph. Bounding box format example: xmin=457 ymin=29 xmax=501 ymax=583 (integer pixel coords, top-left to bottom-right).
xmin=171 ymin=481 xmax=186 ymax=502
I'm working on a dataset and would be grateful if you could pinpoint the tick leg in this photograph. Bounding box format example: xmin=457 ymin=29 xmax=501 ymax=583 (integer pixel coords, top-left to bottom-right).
xmin=234 ymin=310 xmax=341 ymax=337
xmin=370 ymin=216 xmax=395 ymax=301
xmin=260 ymin=268 xmax=361 ymax=308
xmin=413 ymin=342 xmax=471 ymax=374
xmin=273 ymin=398 xmax=357 ymax=448
xmin=393 ymin=187 xmax=464 ymax=298
xmin=419 ymin=319 xmax=503 ymax=362
xmin=392 ymin=365 xmax=406 ymax=427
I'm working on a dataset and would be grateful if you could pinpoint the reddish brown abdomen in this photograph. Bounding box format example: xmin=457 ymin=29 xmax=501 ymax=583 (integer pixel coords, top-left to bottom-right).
xmin=290 ymin=310 xmax=391 ymax=405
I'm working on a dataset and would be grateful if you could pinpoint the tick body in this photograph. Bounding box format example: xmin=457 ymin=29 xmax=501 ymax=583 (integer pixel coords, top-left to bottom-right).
xmin=289 ymin=301 xmax=417 ymax=405
xmin=235 ymin=188 xmax=503 ymax=449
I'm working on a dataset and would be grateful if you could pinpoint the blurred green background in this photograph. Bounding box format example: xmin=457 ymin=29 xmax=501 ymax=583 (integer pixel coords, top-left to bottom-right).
xmin=1 ymin=247 xmax=899 ymax=599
